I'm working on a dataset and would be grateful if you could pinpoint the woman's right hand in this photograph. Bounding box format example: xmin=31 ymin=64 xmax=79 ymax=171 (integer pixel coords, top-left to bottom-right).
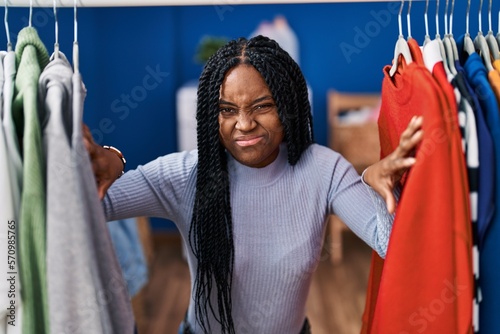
xmin=82 ymin=124 xmax=124 ymax=199
xmin=362 ymin=115 xmax=423 ymax=214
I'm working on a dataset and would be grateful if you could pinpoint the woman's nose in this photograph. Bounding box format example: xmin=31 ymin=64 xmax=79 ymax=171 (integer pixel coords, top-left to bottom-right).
xmin=235 ymin=112 xmax=256 ymax=131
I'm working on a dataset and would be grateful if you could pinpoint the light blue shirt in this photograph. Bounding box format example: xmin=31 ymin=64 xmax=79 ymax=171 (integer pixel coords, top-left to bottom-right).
xmin=103 ymin=143 xmax=393 ymax=333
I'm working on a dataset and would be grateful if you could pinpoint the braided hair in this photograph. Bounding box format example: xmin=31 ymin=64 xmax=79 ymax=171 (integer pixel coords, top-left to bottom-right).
xmin=189 ymin=35 xmax=314 ymax=333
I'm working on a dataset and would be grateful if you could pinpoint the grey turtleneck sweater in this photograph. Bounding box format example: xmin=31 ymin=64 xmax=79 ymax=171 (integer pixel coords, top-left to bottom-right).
xmin=103 ymin=143 xmax=393 ymax=333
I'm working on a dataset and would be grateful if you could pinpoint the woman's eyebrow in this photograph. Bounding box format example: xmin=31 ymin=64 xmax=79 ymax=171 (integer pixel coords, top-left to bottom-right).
xmin=218 ymin=99 xmax=237 ymax=106
xmin=218 ymin=96 xmax=273 ymax=106
xmin=251 ymin=96 xmax=274 ymax=104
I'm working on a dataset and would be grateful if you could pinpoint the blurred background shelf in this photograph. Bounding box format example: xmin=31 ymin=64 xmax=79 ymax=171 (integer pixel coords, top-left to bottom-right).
xmin=326 ymin=90 xmax=381 ymax=265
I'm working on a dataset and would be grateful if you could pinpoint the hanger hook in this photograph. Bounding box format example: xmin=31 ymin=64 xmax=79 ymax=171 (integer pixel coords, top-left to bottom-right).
xmin=425 ymin=0 xmax=429 ymax=38
xmin=407 ymin=0 xmax=412 ymax=39
xmin=29 ymin=0 xmax=32 ymax=27
xmin=478 ymin=0 xmax=483 ymax=33
xmin=488 ymin=0 xmax=492 ymax=33
xmin=444 ymin=0 xmax=449 ymax=36
xmin=435 ymin=0 xmax=440 ymax=37
xmin=450 ymin=0 xmax=455 ymax=35
xmin=398 ymin=0 xmax=404 ymax=37
xmin=53 ymin=0 xmax=59 ymax=53
xmin=74 ymin=0 xmax=78 ymax=43
xmin=4 ymin=0 xmax=11 ymax=50
xmin=73 ymin=0 xmax=79 ymax=73
xmin=466 ymin=0 xmax=471 ymax=35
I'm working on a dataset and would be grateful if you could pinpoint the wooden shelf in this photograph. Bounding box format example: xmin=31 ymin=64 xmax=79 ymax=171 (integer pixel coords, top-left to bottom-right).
xmin=327 ymin=90 xmax=381 ymax=265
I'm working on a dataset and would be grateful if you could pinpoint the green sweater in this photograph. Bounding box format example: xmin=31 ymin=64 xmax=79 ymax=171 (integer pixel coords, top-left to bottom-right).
xmin=12 ymin=26 xmax=50 ymax=334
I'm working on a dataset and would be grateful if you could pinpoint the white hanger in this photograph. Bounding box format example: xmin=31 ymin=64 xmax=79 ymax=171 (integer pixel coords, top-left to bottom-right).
xmin=435 ymin=0 xmax=441 ymax=41
xmin=434 ymin=0 xmax=453 ymax=77
xmin=406 ymin=0 xmax=412 ymax=41
xmin=474 ymin=0 xmax=494 ymax=71
xmin=73 ymin=0 xmax=79 ymax=73
xmin=4 ymin=0 xmax=12 ymax=51
xmin=448 ymin=0 xmax=460 ymax=62
xmin=443 ymin=0 xmax=458 ymax=75
xmin=389 ymin=0 xmax=413 ymax=77
xmin=485 ymin=0 xmax=499 ymax=60
xmin=53 ymin=0 xmax=59 ymax=59
xmin=423 ymin=0 xmax=431 ymax=46
xmin=463 ymin=0 xmax=476 ymax=55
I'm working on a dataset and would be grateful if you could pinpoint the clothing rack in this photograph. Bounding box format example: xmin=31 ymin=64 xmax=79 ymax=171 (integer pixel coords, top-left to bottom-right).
xmin=4 ymin=0 xmax=405 ymax=7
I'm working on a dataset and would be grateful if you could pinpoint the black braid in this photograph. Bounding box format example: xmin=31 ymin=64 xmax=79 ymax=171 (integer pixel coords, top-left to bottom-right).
xmin=189 ymin=35 xmax=313 ymax=333
xmin=246 ymin=36 xmax=314 ymax=164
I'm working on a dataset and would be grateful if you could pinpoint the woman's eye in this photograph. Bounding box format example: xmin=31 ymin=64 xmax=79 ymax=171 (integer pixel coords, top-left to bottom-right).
xmin=219 ymin=107 xmax=236 ymax=114
xmin=255 ymin=104 xmax=274 ymax=111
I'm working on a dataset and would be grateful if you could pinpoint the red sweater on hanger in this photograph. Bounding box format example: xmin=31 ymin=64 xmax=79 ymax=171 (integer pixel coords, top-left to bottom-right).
xmin=414 ymin=38 xmax=473 ymax=333
xmin=362 ymin=39 xmax=473 ymax=333
xmin=361 ymin=40 xmax=426 ymax=332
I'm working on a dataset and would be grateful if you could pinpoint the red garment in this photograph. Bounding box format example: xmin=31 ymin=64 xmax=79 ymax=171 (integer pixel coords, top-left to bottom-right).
xmin=425 ymin=45 xmax=473 ymax=334
xmin=361 ymin=252 xmax=384 ymax=333
xmin=362 ymin=39 xmax=473 ymax=333
xmin=361 ymin=42 xmax=424 ymax=333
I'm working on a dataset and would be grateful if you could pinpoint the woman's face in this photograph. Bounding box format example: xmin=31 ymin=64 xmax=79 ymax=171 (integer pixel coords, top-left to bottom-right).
xmin=218 ymin=64 xmax=284 ymax=168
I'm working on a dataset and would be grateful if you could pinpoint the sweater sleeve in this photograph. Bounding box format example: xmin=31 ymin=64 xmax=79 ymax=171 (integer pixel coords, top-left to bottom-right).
xmin=326 ymin=152 xmax=398 ymax=259
xmin=102 ymin=150 xmax=197 ymax=223
xmin=360 ymin=170 xmax=401 ymax=259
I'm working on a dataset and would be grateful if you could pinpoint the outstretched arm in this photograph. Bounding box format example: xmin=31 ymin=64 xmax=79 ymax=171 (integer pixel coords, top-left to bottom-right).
xmin=362 ymin=115 xmax=424 ymax=214
xmin=82 ymin=124 xmax=124 ymax=199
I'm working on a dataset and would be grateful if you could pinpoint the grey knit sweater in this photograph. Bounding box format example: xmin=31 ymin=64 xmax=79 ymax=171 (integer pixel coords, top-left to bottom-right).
xmin=103 ymin=143 xmax=394 ymax=333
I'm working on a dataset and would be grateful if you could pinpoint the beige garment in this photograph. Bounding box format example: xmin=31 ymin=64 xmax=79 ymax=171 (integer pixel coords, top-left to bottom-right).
xmin=488 ymin=60 xmax=500 ymax=107
xmin=493 ymin=59 xmax=500 ymax=73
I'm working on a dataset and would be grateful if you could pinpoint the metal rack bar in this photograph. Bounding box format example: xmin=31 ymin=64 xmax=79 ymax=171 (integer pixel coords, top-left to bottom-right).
xmin=4 ymin=0 xmax=411 ymax=8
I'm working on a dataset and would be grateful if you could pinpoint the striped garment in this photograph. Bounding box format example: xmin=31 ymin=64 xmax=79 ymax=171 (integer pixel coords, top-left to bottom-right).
xmin=453 ymin=64 xmax=486 ymax=333
xmin=460 ymin=48 xmax=500 ymax=334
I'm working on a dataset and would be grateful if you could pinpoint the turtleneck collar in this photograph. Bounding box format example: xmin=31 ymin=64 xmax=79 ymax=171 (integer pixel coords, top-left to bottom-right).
xmin=227 ymin=143 xmax=289 ymax=187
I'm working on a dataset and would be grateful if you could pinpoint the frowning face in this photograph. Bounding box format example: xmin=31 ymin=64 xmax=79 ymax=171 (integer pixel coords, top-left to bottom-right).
xmin=218 ymin=64 xmax=284 ymax=168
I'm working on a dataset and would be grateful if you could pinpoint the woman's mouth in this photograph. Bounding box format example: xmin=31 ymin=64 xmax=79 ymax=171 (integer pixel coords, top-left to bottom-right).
xmin=235 ymin=136 xmax=263 ymax=147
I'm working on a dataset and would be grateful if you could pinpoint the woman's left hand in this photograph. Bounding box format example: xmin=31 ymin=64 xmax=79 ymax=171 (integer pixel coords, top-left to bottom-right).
xmin=362 ymin=115 xmax=424 ymax=214
xmin=82 ymin=124 xmax=124 ymax=199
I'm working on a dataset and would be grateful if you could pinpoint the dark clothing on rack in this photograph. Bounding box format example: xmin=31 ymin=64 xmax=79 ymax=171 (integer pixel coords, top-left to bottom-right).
xmin=460 ymin=45 xmax=500 ymax=334
xmin=454 ymin=60 xmax=495 ymax=249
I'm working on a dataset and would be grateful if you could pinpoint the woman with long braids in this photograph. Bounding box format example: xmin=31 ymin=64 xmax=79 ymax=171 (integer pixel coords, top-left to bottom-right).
xmin=84 ymin=35 xmax=423 ymax=334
